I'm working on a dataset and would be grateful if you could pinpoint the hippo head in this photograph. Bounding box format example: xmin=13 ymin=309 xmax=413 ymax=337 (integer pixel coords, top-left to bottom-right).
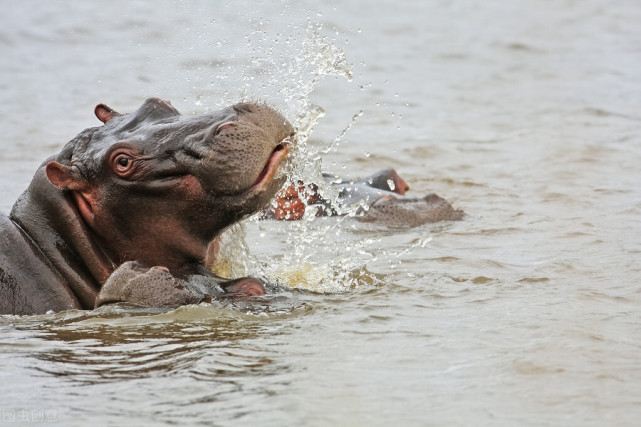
xmin=45 ymin=98 xmax=294 ymax=275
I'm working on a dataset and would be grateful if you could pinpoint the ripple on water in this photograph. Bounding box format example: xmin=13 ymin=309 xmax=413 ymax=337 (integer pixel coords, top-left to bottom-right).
xmin=0 ymin=300 xmax=315 ymax=386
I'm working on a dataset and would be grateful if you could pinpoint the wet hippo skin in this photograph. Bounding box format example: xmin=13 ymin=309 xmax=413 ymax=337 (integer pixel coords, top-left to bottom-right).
xmin=264 ymin=168 xmax=464 ymax=225
xmin=0 ymin=98 xmax=294 ymax=315
xmin=94 ymin=261 xmax=266 ymax=308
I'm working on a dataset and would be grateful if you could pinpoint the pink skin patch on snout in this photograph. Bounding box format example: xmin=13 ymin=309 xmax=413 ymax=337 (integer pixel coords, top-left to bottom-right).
xmin=223 ymin=278 xmax=266 ymax=297
xmin=252 ymin=143 xmax=290 ymax=188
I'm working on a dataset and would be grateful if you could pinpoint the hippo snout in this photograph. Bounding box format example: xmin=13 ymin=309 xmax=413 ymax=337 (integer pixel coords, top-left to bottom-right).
xmin=192 ymin=102 xmax=294 ymax=199
xmin=232 ymin=102 xmax=294 ymax=136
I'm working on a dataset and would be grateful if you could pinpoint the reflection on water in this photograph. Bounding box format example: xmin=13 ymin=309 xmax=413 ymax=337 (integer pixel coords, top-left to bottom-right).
xmin=22 ymin=306 xmax=296 ymax=384
xmin=2 ymin=304 xmax=309 ymax=425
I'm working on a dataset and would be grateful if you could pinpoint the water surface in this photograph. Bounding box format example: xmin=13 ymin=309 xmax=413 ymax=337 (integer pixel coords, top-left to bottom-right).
xmin=1 ymin=1 xmax=640 ymax=425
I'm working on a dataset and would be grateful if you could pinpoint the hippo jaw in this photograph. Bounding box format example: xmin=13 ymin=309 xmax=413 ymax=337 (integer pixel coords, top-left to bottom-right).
xmin=44 ymin=98 xmax=295 ymax=275
xmin=234 ymin=140 xmax=291 ymax=204
xmin=211 ymin=137 xmax=292 ymax=222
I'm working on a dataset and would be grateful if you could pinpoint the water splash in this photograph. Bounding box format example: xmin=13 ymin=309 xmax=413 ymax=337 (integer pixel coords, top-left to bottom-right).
xmin=206 ymin=19 xmax=381 ymax=293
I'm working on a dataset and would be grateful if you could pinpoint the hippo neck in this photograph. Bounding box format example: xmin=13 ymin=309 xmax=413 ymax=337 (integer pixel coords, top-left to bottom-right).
xmin=10 ymin=166 xmax=116 ymax=308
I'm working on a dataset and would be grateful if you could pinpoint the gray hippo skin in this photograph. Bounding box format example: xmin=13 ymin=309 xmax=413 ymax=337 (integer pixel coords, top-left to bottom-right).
xmin=95 ymin=261 xmax=264 ymax=308
xmin=0 ymin=98 xmax=294 ymax=315
xmin=356 ymin=192 xmax=464 ymax=226
xmin=263 ymin=168 xmax=463 ymax=225
xmin=329 ymin=170 xmax=464 ymax=226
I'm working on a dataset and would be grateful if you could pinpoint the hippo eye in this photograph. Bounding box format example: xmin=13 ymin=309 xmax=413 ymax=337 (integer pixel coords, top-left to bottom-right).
xmin=108 ymin=144 xmax=142 ymax=179
xmin=113 ymin=153 xmax=134 ymax=175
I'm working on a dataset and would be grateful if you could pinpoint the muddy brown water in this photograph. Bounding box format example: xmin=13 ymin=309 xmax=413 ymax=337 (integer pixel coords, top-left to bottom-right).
xmin=1 ymin=1 xmax=640 ymax=426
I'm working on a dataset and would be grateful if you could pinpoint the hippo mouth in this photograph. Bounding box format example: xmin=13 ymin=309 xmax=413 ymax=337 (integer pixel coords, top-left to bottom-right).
xmin=251 ymin=140 xmax=291 ymax=190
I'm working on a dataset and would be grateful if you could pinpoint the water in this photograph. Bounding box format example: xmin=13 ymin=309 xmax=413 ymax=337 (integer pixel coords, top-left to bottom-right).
xmin=1 ymin=0 xmax=640 ymax=425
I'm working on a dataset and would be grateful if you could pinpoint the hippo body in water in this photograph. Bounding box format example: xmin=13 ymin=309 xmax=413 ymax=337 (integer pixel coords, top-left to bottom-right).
xmin=264 ymin=169 xmax=464 ymax=226
xmin=0 ymin=98 xmax=293 ymax=315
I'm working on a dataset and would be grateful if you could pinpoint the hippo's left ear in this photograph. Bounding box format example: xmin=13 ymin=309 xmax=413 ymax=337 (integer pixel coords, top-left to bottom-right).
xmin=95 ymin=104 xmax=120 ymax=124
xmin=45 ymin=162 xmax=87 ymax=191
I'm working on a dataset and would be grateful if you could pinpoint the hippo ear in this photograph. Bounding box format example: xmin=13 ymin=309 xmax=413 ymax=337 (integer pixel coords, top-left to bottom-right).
xmin=45 ymin=161 xmax=95 ymax=223
xmin=45 ymin=161 xmax=87 ymax=191
xmin=95 ymin=104 xmax=120 ymax=123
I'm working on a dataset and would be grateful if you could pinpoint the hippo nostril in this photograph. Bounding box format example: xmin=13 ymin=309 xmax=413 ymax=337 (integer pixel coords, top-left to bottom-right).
xmin=215 ymin=122 xmax=236 ymax=136
xmin=233 ymin=103 xmax=256 ymax=114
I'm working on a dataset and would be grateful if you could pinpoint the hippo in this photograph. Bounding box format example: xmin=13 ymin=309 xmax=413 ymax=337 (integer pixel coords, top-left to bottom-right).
xmin=0 ymin=98 xmax=294 ymax=315
xmin=263 ymin=169 xmax=464 ymax=226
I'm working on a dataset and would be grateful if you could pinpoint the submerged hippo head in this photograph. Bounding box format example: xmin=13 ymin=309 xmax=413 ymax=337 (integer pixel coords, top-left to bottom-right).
xmin=45 ymin=98 xmax=294 ymax=275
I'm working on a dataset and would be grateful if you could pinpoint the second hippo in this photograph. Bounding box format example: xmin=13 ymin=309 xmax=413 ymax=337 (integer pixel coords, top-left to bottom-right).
xmin=264 ymin=169 xmax=464 ymax=226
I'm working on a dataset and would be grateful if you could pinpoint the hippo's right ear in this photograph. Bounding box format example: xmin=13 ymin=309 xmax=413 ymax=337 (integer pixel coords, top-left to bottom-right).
xmin=45 ymin=162 xmax=87 ymax=191
xmin=95 ymin=104 xmax=120 ymax=124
